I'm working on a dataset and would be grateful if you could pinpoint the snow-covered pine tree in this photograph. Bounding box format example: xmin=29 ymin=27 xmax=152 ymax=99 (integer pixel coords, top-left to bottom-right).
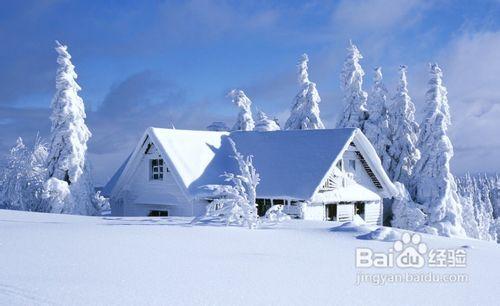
xmin=229 ymin=89 xmax=254 ymax=131
xmin=491 ymin=174 xmax=500 ymax=219
xmin=0 ymin=137 xmax=48 ymax=212
xmin=475 ymin=175 xmax=497 ymax=241
xmin=202 ymin=138 xmax=260 ymax=228
xmin=388 ymin=65 xmax=420 ymax=187
xmin=456 ymin=173 xmax=480 ymax=239
xmin=45 ymin=41 xmax=98 ymax=215
xmin=255 ymin=110 xmax=280 ymax=131
xmin=412 ymin=63 xmax=465 ymax=237
xmin=337 ymin=41 xmax=368 ymax=129
xmin=363 ymin=67 xmax=392 ymax=172
xmin=284 ymin=53 xmax=325 ymax=130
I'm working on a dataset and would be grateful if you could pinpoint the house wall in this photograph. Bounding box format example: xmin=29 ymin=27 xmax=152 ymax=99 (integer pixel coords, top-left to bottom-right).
xmin=302 ymin=204 xmax=325 ymax=220
xmin=301 ymin=201 xmax=382 ymax=225
xmin=111 ymin=143 xmax=197 ymax=217
xmin=342 ymin=149 xmax=380 ymax=194
xmin=364 ymin=200 xmax=383 ymax=225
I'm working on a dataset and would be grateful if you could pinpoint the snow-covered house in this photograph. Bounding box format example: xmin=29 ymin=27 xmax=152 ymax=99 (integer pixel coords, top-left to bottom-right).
xmin=104 ymin=128 xmax=397 ymax=225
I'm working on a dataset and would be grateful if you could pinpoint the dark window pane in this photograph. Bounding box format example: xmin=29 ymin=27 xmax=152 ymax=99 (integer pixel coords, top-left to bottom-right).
xmin=159 ymin=174 xmax=163 ymax=179
xmin=153 ymin=174 xmax=158 ymax=180
xmin=159 ymin=159 xmax=163 ymax=165
xmin=159 ymin=167 xmax=163 ymax=172
xmin=152 ymin=159 xmax=158 ymax=166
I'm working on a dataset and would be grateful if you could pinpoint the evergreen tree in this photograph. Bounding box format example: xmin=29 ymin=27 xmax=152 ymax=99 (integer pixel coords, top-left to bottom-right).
xmin=475 ymin=175 xmax=497 ymax=241
xmin=456 ymin=173 xmax=480 ymax=239
xmin=363 ymin=67 xmax=392 ymax=172
xmin=229 ymin=89 xmax=255 ymax=131
xmin=284 ymin=54 xmax=325 ymax=130
xmin=388 ymin=65 xmax=420 ymax=187
xmin=412 ymin=63 xmax=465 ymax=237
xmin=45 ymin=41 xmax=98 ymax=215
xmin=337 ymin=41 xmax=368 ymax=129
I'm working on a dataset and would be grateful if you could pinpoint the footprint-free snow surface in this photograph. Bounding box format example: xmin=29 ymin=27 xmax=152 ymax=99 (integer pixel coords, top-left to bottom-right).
xmin=0 ymin=209 xmax=498 ymax=305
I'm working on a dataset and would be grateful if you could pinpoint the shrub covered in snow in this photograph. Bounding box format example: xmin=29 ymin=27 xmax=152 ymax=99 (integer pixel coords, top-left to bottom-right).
xmin=202 ymin=138 xmax=260 ymax=228
xmin=264 ymin=205 xmax=291 ymax=223
xmin=0 ymin=137 xmax=48 ymax=212
xmin=255 ymin=110 xmax=280 ymax=132
xmin=285 ymin=53 xmax=325 ymax=130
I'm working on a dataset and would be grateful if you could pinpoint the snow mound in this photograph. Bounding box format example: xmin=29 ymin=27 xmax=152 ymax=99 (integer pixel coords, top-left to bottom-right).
xmin=331 ymin=215 xmax=375 ymax=233
xmin=357 ymin=227 xmax=402 ymax=242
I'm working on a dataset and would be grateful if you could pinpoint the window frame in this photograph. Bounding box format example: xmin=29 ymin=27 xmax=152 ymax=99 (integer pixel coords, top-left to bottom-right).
xmin=150 ymin=158 xmax=168 ymax=181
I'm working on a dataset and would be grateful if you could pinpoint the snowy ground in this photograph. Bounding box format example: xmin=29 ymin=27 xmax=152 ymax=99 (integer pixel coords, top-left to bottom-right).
xmin=0 ymin=210 xmax=499 ymax=306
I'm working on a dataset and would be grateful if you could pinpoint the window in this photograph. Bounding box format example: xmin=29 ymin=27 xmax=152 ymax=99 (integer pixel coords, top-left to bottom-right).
xmin=148 ymin=210 xmax=168 ymax=217
xmin=348 ymin=159 xmax=356 ymax=171
xmin=355 ymin=202 xmax=365 ymax=216
xmin=150 ymin=158 xmax=168 ymax=180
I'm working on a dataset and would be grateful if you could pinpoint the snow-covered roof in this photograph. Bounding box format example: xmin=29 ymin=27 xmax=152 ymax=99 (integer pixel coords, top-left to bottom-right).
xmin=106 ymin=127 xmax=397 ymax=201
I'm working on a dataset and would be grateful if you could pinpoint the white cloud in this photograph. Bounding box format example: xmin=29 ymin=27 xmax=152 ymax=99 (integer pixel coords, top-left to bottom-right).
xmin=437 ymin=31 xmax=500 ymax=173
xmin=332 ymin=0 xmax=426 ymax=32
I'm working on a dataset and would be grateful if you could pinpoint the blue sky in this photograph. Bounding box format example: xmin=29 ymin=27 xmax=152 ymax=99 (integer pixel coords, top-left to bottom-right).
xmin=1 ymin=0 xmax=500 ymax=185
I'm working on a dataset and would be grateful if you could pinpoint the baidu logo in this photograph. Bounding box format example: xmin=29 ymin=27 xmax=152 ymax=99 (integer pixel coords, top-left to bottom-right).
xmin=393 ymin=233 xmax=427 ymax=268
xmin=355 ymin=232 xmax=462 ymax=269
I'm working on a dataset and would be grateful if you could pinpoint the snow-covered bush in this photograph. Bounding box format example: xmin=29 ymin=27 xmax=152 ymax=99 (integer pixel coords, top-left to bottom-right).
xmin=388 ymin=65 xmax=420 ymax=188
xmin=285 ymin=53 xmax=325 ymax=130
xmin=202 ymin=138 xmax=260 ymax=228
xmin=391 ymin=182 xmax=426 ymax=231
xmin=42 ymin=177 xmax=72 ymax=214
xmin=337 ymin=41 xmax=368 ymax=129
xmin=412 ymin=63 xmax=465 ymax=237
xmin=264 ymin=205 xmax=291 ymax=223
xmin=255 ymin=110 xmax=280 ymax=131
xmin=229 ymin=89 xmax=254 ymax=131
xmin=0 ymin=137 xmax=48 ymax=212
xmin=363 ymin=67 xmax=392 ymax=172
